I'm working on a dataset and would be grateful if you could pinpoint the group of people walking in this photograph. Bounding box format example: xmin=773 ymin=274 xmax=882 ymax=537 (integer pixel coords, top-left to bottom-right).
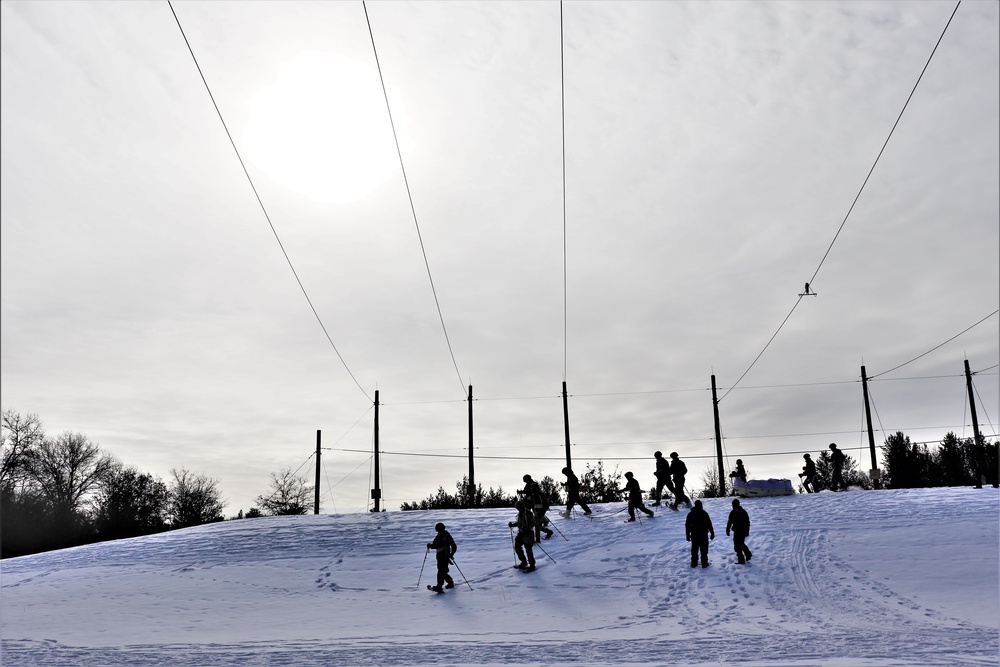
xmin=798 ymin=443 xmax=847 ymax=493
xmin=426 ymin=451 xmax=760 ymax=592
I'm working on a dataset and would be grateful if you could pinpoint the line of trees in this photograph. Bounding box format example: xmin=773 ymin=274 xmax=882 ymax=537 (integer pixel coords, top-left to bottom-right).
xmin=1 ymin=410 xmax=317 ymax=558
xmin=1 ymin=410 xmax=227 ymax=557
xmin=880 ymin=431 xmax=998 ymax=489
xmin=400 ymin=461 xmax=626 ymax=511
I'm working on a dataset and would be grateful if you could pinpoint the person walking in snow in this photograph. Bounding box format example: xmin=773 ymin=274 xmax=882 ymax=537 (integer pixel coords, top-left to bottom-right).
xmin=508 ymin=500 xmax=536 ymax=572
xmin=685 ymin=499 xmax=715 ymax=568
xmin=561 ymin=467 xmax=591 ymax=517
xmin=620 ymin=471 xmax=654 ymax=522
xmin=651 ymin=451 xmax=675 ymax=507
xmin=520 ymin=474 xmax=554 ymax=541
xmin=799 ymin=453 xmax=817 ymax=493
xmin=829 ymin=443 xmax=846 ymax=491
xmin=426 ymin=522 xmax=457 ymax=593
xmin=669 ymin=452 xmax=692 ymax=510
xmin=726 ymin=498 xmax=753 ymax=564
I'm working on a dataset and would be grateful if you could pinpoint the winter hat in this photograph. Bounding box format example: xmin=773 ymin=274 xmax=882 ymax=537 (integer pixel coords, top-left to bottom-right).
xmin=435 ymin=523 xmax=445 ymax=531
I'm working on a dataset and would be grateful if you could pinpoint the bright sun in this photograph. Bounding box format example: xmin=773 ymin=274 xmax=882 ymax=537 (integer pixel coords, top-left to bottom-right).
xmin=244 ymin=52 xmax=410 ymax=205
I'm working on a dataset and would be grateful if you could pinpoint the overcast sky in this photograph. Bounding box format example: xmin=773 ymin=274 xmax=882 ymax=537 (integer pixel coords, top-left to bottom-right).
xmin=2 ymin=1 xmax=997 ymax=515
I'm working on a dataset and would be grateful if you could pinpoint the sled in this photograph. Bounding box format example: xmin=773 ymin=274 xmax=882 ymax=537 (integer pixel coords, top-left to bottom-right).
xmin=733 ymin=478 xmax=794 ymax=498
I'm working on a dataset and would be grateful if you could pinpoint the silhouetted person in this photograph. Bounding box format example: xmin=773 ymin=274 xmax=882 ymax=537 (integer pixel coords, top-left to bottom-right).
xmin=508 ymin=500 xmax=536 ymax=572
xmin=729 ymin=459 xmax=747 ymax=484
xmin=520 ymin=474 xmax=553 ymax=540
xmin=561 ymin=467 xmax=591 ymax=517
xmin=426 ymin=522 xmax=457 ymax=592
xmin=829 ymin=443 xmax=846 ymax=491
xmin=651 ymin=451 xmax=675 ymax=506
xmin=685 ymin=499 xmax=715 ymax=568
xmin=799 ymin=453 xmax=816 ymax=493
xmin=669 ymin=452 xmax=692 ymax=510
xmin=620 ymin=472 xmax=654 ymax=522
xmin=726 ymin=498 xmax=752 ymax=564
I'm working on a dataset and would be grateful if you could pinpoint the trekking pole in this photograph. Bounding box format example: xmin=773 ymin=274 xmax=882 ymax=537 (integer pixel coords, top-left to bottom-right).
xmin=450 ymin=557 xmax=474 ymax=591
xmin=417 ymin=546 xmax=430 ymax=586
xmin=548 ymin=517 xmax=569 ymax=541
xmin=533 ymin=540 xmax=557 ymax=564
xmin=508 ymin=525 xmax=518 ymax=566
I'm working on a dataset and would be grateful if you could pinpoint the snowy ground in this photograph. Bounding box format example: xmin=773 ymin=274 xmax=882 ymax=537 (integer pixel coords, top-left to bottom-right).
xmin=1 ymin=487 xmax=997 ymax=667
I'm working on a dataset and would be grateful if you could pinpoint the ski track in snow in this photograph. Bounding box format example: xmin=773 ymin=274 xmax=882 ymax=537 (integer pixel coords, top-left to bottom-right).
xmin=2 ymin=488 xmax=997 ymax=666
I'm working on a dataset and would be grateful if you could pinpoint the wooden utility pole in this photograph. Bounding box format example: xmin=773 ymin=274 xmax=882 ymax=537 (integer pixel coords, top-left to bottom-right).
xmin=562 ymin=381 xmax=572 ymax=470
xmin=965 ymin=359 xmax=983 ymax=446
xmin=860 ymin=366 xmax=880 ymax=488
xmin=468 ymin=384 xmax=475 ymax=500
xmin=711 ymin=375 xmax=725 ymax=497
xmin=314 ymin=430 xmax=321 ymax=514
xmin=964 ymin=359 xmax=990 ymax=488
xmin=372 ymin=390 xmax=381 ymax=512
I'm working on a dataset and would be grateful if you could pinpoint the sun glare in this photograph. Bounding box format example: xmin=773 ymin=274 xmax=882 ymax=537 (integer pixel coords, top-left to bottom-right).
xmin=244 ymin=53 xmax=410 ymax=205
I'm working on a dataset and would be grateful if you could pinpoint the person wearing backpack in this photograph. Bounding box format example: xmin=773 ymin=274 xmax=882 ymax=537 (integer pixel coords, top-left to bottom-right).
xmin=799 ymin=453 xmax=817 ymax=493
xmin=726 ymin=498 xmax=753 ymax=564
xmin=829 ymin=443 xmax=846 ymax=491
xmin=520 ymin=474 xmax=553 ymax=540
xmin=426 ymin=522 xmax=457 ymax=593
xmin=669 ymin=452 xmax=692 ymax=510
xmin=561 ymin=467 xmax=591 ymax=517
xmin=685 ymin=499 xmax=715 ymax=568
xmin=508 ymin=500 xmax=536 ymax=572
xmin=651 ymin=451 xmax=675 ymax=507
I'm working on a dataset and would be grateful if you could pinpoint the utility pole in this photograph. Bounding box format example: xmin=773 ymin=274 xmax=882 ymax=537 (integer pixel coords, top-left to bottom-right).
xmin=372 ymin=390 xmax=381 ymax=512
xmin=468 ymin=384 xmax=475 ymax=502
xmin=314 ymin=430 xmax=321 ymax=514
xmin=562 ymin=381 xmax=572 ymax=470
xmin=711 ymin=375 xmax=725 ymax=497
xmin=964 ymin=359 xmax=992 ymax=488
xmin=861 ymin=366 xmax=880 ymax=489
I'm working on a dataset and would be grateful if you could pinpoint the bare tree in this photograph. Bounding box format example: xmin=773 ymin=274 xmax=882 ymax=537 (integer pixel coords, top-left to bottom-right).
xmin=26 ymin=431 xmax=114 ymax=518
xmin=255 ymin=467 xmax=313 ymax=516
xmin=1 ymin=410 xmax=45 ymax=490
xmin=94 ymin=462 xmax=169 ymax=538
xmin=167 ymin=468 xmax=225 ymax=528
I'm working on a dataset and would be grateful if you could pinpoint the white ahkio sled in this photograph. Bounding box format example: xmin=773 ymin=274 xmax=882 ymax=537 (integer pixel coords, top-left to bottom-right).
xmin=732 ymin=478 xmax=795 ymax=498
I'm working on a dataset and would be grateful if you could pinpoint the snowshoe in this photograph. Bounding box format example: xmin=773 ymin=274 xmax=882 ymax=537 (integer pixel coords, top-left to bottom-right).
xmin=428 ymin=585 xmax=443 ymax=593
xmin=523 ymin=564 xmax=536 ymax=572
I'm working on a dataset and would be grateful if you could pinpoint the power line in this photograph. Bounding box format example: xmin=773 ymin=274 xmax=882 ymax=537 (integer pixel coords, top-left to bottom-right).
xmin=719 ymin=298 xmax=804 ymax=402
xmin=720 ymin=1 xmax=962 ymax=402
xmin=870 ymin=310 xmax=998 ymax=378
xmin=167 ymin=1 xmax=371 ymax=402
xmin=362 ymin=2 xmax=467 ymax=399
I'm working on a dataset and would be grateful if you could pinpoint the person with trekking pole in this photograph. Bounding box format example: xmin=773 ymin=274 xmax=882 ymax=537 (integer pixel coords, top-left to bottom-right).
xmin=669 ymin=452 xmax=692 ymax=510
xmin=620 ymin=471 xmax=654 ymax=522
xmin=560 ymin=466 xmax=591 ymax=517
xmin=508 ymin=500 xmax=536 ymax=572
xmin=426 ymin=522 xmax=457 ymax=593
xmin=520 ymin=474 xmax=554 ymax=541
xmin=651 ymin=451 xmax=675 ymax=507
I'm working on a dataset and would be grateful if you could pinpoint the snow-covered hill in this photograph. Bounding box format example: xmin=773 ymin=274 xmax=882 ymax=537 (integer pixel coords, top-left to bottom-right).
xmin=1 ymin=487 xmax=997 ymax=666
